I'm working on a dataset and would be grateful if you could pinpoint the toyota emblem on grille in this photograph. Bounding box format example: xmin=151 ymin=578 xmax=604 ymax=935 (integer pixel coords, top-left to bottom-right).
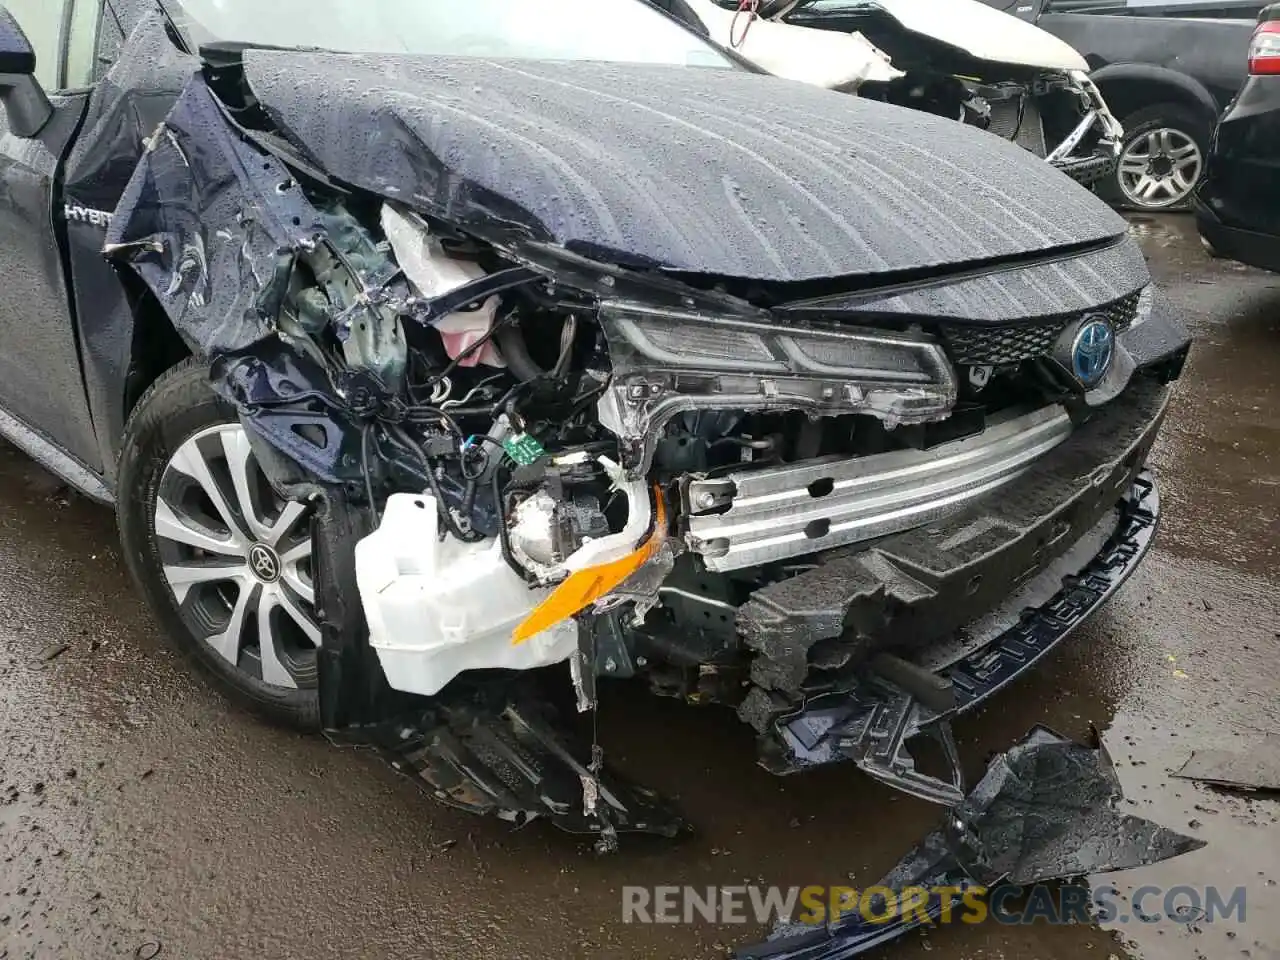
xmin=1070 ymin=317 xmax=1115 ymax=389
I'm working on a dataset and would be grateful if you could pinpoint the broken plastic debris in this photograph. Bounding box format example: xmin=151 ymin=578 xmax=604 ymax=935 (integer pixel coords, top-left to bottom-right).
xmin=353 ymin=682 xmax=684 ymax=840
xmin=736 ymin=727 xmax=1205 ymax=959
xmin=1174 ymin=739 xmax=1280 ymax=793
xmin=380 ymin=204 xmax=505 ymax=367
xmin=35 ymin=642 xmax=70 ymax=662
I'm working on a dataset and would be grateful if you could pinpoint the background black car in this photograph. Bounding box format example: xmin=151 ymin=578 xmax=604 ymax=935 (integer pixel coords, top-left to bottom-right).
xmin=1196 ymin=6 xmax=1280 ymax=269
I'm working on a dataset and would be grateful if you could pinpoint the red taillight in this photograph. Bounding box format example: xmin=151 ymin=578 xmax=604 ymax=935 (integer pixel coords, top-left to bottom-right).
xmin=1249 ymin=21 xmax=1280 ymax=75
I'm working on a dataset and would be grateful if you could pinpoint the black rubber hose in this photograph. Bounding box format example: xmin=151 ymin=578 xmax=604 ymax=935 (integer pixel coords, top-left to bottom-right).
xmin=493 ymin=321 xmax=545 ymax=383
xmin=460 ymin=477 xmax=478 ymax=522
xmin=388 ymin=423 xmax=484 ymax=542
xmin=361 ymin=423 xmax=381 ymax=526
xmin=494 ymin=469 xmax=537 ymax=583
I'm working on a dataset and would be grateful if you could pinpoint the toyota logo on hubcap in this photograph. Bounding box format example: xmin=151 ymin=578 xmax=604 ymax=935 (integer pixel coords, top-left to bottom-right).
xmin=1071 ymin=318 xmax=1115 ymax=389
xmin=248 ymin=543 xmax=281 ymax=583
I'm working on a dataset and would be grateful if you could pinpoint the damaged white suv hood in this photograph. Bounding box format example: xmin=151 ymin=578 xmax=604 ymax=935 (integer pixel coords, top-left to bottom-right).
xmin=683 ymin=0 xmax=1088 ymax=82
xmin=680 ymin=0 xmax=902 ymax=86
xmin=870 ymin=0 xmax=1087 ymax=72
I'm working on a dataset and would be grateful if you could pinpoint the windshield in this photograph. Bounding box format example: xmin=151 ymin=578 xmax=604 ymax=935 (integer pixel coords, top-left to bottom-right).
xmin=168 ymin=0 xmax=735 ymax=68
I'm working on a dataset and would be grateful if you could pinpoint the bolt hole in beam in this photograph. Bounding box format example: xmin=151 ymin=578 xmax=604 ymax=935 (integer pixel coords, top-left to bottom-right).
xmin=804 ymin=518 xmax=831 ymax=539
xmin=807 ymin=477 xmax=835 ymax=498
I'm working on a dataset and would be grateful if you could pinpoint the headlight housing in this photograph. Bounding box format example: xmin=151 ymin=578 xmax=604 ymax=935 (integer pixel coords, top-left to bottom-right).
xmin=596 ymin=301 xmax=958 ymax=475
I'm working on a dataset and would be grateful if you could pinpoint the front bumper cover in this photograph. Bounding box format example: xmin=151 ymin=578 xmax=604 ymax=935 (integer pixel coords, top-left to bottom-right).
xmin=766 ymin=471 xmax=1158 ymax=804
xmin=738 ymin=376 xmax=1170 ymax=803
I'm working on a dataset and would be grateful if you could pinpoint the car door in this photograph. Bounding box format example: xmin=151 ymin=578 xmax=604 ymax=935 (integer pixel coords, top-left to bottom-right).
xmin=0 ymin=0 xmax=104 ymax=470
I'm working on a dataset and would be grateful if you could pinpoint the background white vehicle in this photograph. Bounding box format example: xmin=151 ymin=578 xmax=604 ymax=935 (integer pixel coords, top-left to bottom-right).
xmin=674 ymin=0 xmax=1124 ymax=184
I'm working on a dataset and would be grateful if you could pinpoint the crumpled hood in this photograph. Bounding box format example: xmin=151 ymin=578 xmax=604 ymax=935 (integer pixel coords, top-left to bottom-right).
xmin=243 ymin=51 xmax=1125 ymax=283
xmin=867 ymin=0 xmax=1089 ymax=73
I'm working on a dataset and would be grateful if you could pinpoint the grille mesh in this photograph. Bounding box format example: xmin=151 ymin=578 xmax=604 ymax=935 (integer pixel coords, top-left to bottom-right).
xmin=938 ymin=291 xmax=1141 ymax=367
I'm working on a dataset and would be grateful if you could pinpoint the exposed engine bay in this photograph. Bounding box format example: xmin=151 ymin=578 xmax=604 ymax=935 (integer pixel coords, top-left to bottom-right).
xmin=99 ymin=35 xmax=1190 ymax=852
xmin=680 ymin=0 xmax=1122 ymax=185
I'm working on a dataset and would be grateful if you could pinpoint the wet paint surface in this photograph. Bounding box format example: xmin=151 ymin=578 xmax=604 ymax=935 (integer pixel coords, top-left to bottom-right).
xmin=242 ymin=50 xmax=1124 ymax=282
xmin=0 ymin=215 xmax=1277 ymax=959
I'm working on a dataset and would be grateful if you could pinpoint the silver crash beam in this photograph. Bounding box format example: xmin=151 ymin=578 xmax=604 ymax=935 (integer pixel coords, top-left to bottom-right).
xmin=684 ymin=404 xmax=1074 ymax=571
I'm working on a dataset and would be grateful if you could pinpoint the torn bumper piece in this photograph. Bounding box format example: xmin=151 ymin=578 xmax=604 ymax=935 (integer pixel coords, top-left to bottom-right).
xmin=739 ymin=378 xmax=1169 ymax=804
xmin=736 ymin=727 xmax=1205 ymax=960
xmin=315 ymin=493 xmax=684 ymax=844
xmin=772 ymin=473 xmax=1157 ymax=805
xmin=361 ymin=683 xmax=685 ymax=841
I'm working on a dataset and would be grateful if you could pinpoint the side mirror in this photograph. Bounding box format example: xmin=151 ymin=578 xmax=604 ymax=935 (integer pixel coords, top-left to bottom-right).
xmin=0 ymin=5 xmax=52 ymax=137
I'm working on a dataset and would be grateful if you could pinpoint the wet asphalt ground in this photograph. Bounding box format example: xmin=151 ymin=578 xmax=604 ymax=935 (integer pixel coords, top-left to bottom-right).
xmin=0 ymin=213 xmax=1277 ymax=960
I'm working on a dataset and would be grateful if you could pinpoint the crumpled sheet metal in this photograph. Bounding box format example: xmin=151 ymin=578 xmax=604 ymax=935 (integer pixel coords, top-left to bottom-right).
xmin=102 ymin=72 xmax=411 ymax=483
xmin=737 ymin=727 xmax=1205 ymax=959
xmin=210 ymin=340 xmax=367 ymax=482
xmin=105 ymin=73 xmax=326 ymax=357
xmin=63 ymin=11 xmax=196 ymax=215
xmin=237 ymin=49 xmax=1125 ymax=283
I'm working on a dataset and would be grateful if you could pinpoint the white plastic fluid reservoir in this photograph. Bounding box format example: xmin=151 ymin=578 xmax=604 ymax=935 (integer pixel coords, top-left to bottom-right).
xmin=354 ymin=493 xmax=577 ymax=696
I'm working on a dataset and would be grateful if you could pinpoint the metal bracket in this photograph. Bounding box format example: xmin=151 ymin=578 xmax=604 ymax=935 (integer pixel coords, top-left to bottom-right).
xmin=409 ymin=266 xmax=541 ymax=323
xmin=1046 ymin=108 xmax=1100 ymax=164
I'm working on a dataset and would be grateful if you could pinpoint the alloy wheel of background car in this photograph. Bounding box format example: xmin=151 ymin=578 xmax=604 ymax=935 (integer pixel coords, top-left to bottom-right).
xmin=154 ymin=423 xmax=319 ymax=690
xmin=1098 ymin=103 xmax=1211 ymax=212
xmin=117 ymin=359 xmax=321 ymax=729
xmin=1117 ymin=127 xmax=1203 ymax=209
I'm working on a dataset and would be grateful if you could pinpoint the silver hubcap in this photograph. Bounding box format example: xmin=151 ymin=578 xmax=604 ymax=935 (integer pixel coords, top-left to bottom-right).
xmin=1118 ymin=127 xmax=1203 ymax=208
xmin=154 ymin=424 xmax=319 ymax=690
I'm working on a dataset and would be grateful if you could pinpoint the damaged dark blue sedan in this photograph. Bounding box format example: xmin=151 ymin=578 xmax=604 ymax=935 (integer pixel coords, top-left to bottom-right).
xmin=0 ymin=0 xmax=1191 ymax=850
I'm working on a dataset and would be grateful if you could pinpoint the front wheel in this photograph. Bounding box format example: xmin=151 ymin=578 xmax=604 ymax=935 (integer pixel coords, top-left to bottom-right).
xmin=1097 ymin=103 xmax=1210 ymax=211
xmin=117 ymin=359 xmax=322 ymax=729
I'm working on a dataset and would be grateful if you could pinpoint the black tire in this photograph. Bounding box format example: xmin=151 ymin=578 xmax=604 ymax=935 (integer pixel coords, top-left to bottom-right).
xmin=1097 ymin=102 xmax=1211 ymax=211
xmin=117 ymin=358 xmax=320 ymax=730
